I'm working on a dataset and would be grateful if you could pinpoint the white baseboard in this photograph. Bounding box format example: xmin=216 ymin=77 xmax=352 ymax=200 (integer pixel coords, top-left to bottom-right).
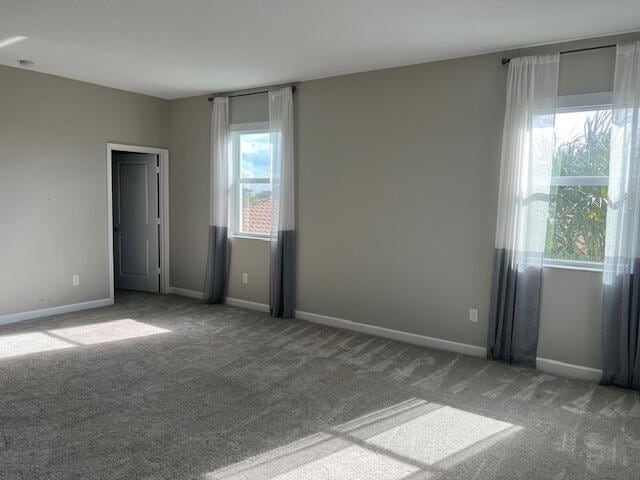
xmin=221 ymin=297 xmax=484 ymax=358
xmin=225 ymin=297 xmax=270 ymax=313
xmin=301 ymin=308 xmax=603 ymax=381
xmin=295 ymin=309 xmax=487 ymax=358
xmin=168 ymin=290 xmax=604 ymax=383
xmin=167 ymin=289 xmax=270 ymax=312
xmin=0 ymin=298 xmax=113 ymax=326
xmin=168 ymin=287 xmax=203 ymax=299
xmin=0 ymin=287 xmax=604 ymax=383
xmin=535 ymin=357 xmax=601 ymax=382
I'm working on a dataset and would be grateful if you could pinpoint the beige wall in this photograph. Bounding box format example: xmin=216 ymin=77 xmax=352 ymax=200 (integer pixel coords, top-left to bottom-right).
xmin=169 ymin=94 xmax=270 ymax=302
xmin=168 ymin=95 xmax=210 ymax=293
xmin=0 ymin=65 xmax=169 ymax=316
xmin=168 ymin=32 xmax=640 ymax=370
xmin=4 ymin=32 xmax=637 ymax=368
xmin=539 ymin=268 xmax=603 ymax=367
xmin=295 ymin=55 xmax=504 ymax=348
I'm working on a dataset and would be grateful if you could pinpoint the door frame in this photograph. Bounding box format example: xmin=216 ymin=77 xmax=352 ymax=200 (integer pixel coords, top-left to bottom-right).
xmin=106 ymin=143 xmax=170 ymax=302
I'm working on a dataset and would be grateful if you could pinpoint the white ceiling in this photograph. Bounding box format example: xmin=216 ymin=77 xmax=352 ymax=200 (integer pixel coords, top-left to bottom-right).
xmin=1 ymin=0 xmax=639 ymax=99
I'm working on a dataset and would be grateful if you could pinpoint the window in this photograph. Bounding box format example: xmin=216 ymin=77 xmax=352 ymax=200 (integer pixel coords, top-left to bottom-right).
xmin=544 ymin=93 xmax=612 ymax=268
xmin=230 ymin=123 xmax=272 ymax=238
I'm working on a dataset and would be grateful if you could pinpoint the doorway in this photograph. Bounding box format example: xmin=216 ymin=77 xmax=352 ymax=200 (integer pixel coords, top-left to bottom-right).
xmin=106 ymin=144 xmax=169 ymax=301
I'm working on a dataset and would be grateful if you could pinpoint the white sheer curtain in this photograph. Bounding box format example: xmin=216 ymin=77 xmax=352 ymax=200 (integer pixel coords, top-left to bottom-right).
xmin=487 ymin=54 xmax=559 ymax=367
xmin=601 ymin=41 xmax=640 ymax=389
xmin=203 ymin=97 xmax=230 ymax=304
xmin=269 ymin=87 xmax=295 ymax=318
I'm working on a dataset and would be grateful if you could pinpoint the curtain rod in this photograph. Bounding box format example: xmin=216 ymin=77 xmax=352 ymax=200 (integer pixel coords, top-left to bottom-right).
xmin=208 ymin=84 xmax=296 ymax=101
xmin=501 ymin=44 xmax=616 ymax=66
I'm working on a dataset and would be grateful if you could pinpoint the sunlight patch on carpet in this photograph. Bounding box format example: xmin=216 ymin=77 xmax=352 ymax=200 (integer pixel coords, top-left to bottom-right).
xmin=49 ymin=319 xmax=170 ymax=345
xmin=0 ymin=331 xmax=74 ymax=359
xmin=206 ymin=398 xmax=521 ymax=480
xmin=0 ymin=319 xmax=171 ymax=359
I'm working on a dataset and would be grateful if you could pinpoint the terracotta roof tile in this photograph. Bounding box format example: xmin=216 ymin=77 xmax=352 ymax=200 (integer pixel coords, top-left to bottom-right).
xmin=242 ymin=198 xmax=271 ymax=234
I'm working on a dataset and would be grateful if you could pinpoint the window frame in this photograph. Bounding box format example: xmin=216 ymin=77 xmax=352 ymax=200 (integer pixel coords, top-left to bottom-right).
xmin=543 ymin=91 xmax=612 ymax=271
xmin=229 ymin=122 xmax=272 ymax=240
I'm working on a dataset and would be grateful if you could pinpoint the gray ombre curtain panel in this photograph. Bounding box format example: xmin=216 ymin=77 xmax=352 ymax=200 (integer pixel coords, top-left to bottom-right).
xmin=487 ymin=54 xmax=559 ymax=367
xmin=269 ymin=87 xmax=296 ymax=318
xmin=204 ymin=97 xmax=230 ymax=304
xmin=601 ymin=41 xmax=640 ymax=389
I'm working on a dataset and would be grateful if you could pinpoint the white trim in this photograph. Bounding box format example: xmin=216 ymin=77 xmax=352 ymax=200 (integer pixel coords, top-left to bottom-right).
xmin=106 ymin=143 xmax=170 ymax=300
xmin=1 ymin=286 xmax=604 ymax=383
xmin=231 ymin=232 xmax=270 ymax=241
xmin=225 ymin=297 xmax=271 ymax=312
xmin=230 ymin=121 xmax=270 ymax=132
xmin=0 ymin=299 xmax=112 ymax=326
xmin=159 ymin=149 xmax=171 ymax=295
xmin=549 ymin=176 xmax=608 ymax=187
xmin=543 ymin=261 xmax=603 ymax=272
xmin=227 ymin=298 xmax=603 ymax=382
xmin=167 ymin=292 xmax=603 ymax=382
xmin=168 ymin=287 xmax=203 ymax=299
xmin=557 ymin=91 xmax=612 ymax=110
xmin=535 ymin=357 xmax=601 ymax=382
xmin=542 ymin=96 xmax=612 ymax=274
xmin=168 ymin=289 xmax=270 ymax=312
xmin=106 ymin=146 xmax=114 ymax=303
xmin=221 ymin=297 xmax=485 ymax=357
xmin=231 ymin=234 xmax=271 ymax=242
xmin=229 ymin=125 xmax=272 ymax=238
xmin=294 ymin=309 xmax=487 ymax=357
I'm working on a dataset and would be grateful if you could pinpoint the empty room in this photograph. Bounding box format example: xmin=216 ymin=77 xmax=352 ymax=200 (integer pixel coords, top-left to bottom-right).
xmin=2 ymin=1 xmax=640 ymax=479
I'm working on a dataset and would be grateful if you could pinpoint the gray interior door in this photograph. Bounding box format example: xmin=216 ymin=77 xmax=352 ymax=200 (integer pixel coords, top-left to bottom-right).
xmin=112 ymin=152 xmax=159 ymax=293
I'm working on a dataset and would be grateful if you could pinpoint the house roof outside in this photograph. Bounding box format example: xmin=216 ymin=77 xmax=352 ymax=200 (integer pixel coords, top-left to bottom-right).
xmin=242 ymin=198 xmax=271 ymax=234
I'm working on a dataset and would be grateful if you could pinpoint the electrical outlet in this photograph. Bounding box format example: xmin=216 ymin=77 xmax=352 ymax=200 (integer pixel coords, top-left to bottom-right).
xmin=469 ymin=308 xmax=478 ymax=323
xmin=72 ymin=274 xmax=80 ymax=287
xmin=242 ymin=273 xmax=249 ymax=284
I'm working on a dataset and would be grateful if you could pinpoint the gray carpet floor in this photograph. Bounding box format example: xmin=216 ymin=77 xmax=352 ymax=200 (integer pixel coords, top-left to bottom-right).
xmin=1 ymin=291 xmax=639 ymax=480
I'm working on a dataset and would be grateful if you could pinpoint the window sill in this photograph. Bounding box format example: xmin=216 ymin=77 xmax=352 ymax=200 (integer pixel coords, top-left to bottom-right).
xmin=543 ymin=262 xmax=603 ymax=273
xmin=231 ymin=234 xmax=271 ymax=242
